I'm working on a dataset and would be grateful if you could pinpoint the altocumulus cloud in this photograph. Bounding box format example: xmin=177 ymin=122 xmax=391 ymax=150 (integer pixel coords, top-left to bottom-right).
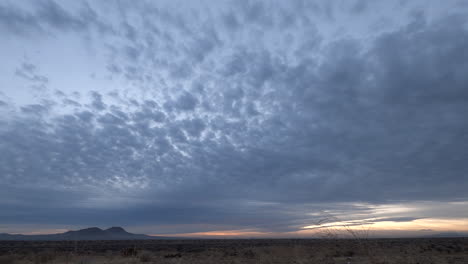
xmin=0 ymin=0 xmax=468 ymax=236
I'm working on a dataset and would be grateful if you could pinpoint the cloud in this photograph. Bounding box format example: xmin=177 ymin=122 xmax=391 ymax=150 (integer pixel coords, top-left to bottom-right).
xmin=0 ymin=2 xmax=43 ymax=36
xmin=171 ymin=92 xmax=198 ymax=111
xmin=0 ymin=0 xmax=111 ymax=37
xmin=15 ymin=62 xmax=49 ymax=90
xmin=36 ymin=0 xmax=85 ymax=31
xmin=0 ymin=0 xmax=467 ymax=234
xmin=89 ymin=91 xmax=106 ymax=111
xmin=375 ymin=217 xmax=422 ymax=223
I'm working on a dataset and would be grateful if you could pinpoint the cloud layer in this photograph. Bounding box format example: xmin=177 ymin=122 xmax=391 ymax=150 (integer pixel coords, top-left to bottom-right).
xmin=1 ymin=0 xmax=467 ymax=235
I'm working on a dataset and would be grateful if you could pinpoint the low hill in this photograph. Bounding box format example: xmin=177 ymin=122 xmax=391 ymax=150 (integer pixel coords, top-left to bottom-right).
xmin=0 ymin=227 xmax=167 ymax=240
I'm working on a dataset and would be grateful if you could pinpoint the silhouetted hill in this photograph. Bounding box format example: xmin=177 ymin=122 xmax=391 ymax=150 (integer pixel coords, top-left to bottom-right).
xmin=106 ymin=227 xmax=128 ymax=234
xmin=426 ymin=232 xmax=468 ymax=238
xmin=0 ymin=227 xmax=169 ymax=241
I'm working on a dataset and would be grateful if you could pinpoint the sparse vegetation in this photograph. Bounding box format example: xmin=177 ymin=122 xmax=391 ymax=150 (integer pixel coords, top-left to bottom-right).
xmin=138 ymin=250 xmax=152 ymax=262
xmin=313 ymin=212 xmax=376 ymax=260
xmin=0 ymin=238 xmax=467 ymax=264
xmin=0 ymin=255 xmax=14 ymax=264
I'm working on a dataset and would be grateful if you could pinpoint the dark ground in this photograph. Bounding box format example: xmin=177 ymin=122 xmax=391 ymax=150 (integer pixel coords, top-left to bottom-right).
xmin=0 ymin=238 xmax=467 ymax=264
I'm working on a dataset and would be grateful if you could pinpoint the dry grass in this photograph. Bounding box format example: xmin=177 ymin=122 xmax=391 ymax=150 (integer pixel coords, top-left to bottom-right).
xmin=0 ymin=238 xmax=467 ymax=264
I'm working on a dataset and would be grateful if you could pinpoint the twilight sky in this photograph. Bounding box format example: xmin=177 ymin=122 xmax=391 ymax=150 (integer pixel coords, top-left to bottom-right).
xmin=1 ymin=0 xmax=468 ymax=237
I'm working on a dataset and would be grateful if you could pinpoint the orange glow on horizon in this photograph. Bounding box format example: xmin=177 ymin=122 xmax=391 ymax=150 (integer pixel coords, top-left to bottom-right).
xmin=370 ymin=218 xmax=468 ymax=231
xmin=151 ymin=230 xmax=269 ymax=238
xmin=15 ymin=229 xmax=69 ymax=235
xmin=152 ymin=218 xmax=468 ymax=238
xmin=303 ymin=218 xmax=468 ymax=232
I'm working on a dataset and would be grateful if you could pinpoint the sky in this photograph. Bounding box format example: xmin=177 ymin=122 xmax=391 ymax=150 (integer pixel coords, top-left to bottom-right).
xmin=1 ymin=0 xmax=468 ymax=238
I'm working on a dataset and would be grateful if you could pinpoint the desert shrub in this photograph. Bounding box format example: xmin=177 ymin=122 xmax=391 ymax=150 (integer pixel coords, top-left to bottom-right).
xmin=77 ymin=257 xmax=93 ymax=264
xmin=121 ymin=247 xmax=138 ymax=257
xmin=242 ymin=249 xmax=255 ymax=259
xmin=0 ymin=255 xmax=15 ymax=264
xmin=139 ymin=251 xmax=153 ymax=262
xmin=34 ymin=250 xmax=55 ymax=264
xmin=223 ymin=250 xmax=238 ymax=257
xmin=164 ymin=253 xmax=182 ymax=258
xmin=104 ymin=250 xmax=114 ymax=258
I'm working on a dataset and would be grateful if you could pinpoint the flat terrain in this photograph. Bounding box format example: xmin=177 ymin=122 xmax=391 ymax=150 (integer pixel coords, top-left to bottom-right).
xmin=0 ymin=238 xmax=467 ymax=264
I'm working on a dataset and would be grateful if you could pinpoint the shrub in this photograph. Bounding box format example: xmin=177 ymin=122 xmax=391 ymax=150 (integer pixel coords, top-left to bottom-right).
xmin=77 ymin=257 xmax=93 ymax=264
xmin=0 ymin=255 xmax=15 ymax=264
xmin=139 ymin=251 xmax=153 ymax=262
xmin=121 ymin=247 xmax=138 ymax=257
xmin=34 ymin=251 xmax=55 ymax=264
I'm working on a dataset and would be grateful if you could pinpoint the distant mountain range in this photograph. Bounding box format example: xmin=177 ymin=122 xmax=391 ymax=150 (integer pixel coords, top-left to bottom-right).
xmin=0 ymin=227 xmax=169 ymax=240
xmin=424 ymin=232 xmax=468 ymax=238
xmin=2 ymin=227 xmax=466 ymax=241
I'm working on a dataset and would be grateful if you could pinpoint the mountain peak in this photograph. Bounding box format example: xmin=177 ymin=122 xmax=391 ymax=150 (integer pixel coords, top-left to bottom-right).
xmin=73 ymin=227 xmax=105 ymax=235
xmin=83 ymin=227 xmax=103 ymax=231
xmin=106 ymin=227 xmax=127 ymax=233
xmin=0 ymin=226 xmax=161 ymax=240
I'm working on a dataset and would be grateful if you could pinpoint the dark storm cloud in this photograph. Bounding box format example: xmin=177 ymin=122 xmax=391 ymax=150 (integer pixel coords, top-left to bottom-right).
xmin=1 ymin=0 xmax=468 ymax=234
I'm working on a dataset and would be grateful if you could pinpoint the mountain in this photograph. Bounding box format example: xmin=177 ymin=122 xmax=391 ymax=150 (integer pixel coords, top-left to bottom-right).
xmin=0 ymin=227 xmax=165 ymax=241
xmin=60 ymin=226 xmax=153 ymax=240
xmin=425 ymin=232 xmax=468 ymax=238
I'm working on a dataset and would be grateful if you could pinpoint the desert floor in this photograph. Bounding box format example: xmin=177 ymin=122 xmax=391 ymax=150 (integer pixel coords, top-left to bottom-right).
xmin=1 ymin=238 xmax=467 ymax=264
